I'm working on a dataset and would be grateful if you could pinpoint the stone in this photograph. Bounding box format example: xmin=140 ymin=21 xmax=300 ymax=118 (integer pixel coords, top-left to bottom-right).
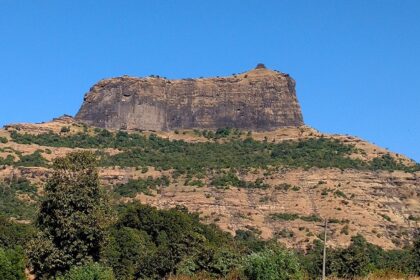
xmin=75 ymin=65 xmax=304 ymax=131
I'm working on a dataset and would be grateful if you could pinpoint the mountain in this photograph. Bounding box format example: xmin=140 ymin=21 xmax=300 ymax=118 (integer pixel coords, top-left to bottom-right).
xmin=75 ymin=64 xmax=303 ymax=131
xmin=0 ymin=66 xmax=419 ymax=251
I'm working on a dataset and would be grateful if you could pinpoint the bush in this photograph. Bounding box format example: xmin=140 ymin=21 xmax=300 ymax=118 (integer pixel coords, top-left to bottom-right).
xmin=210 ymin=173 xmax=268 ymax=189
xmin=0 ymin=178 xmax=39 ymax=220
xmin=103 ymin=204 xmax=238 ymax=279
xmin=328 ymin=235 xmax=374 ymax=278
xmin=10 ymin=130 xmax=418 ymax=172
xmin=243 ymin=247 xmax=303 ymax=280
xmin=301 ymin=234 xmax=418 ymax=279
xmin=270 ymin=213 xmax=322 ymax=223
xmin=114 ymin=176 xmax=169 ymax=197
xmin=16 ymin=150 xmax=48 ymax=167
xmin=56 ymin=262 xmax=115 ymax=280
xmin=269 ymin=213 xmax=300 ymax=221
xmin=0 ymin=215 xmax=37 ymax=248
xmin=176 ymin=246 xmax=240 ymax=277
xmin=0 ymin=154 xmax=14 ymax=165
xmin=60 ymin=126 xmax=70 ymax=133
xmin=0 ymin=246 xmax=26 ymax=280
xmin=412 ymin=230 xmax=420 ymax=275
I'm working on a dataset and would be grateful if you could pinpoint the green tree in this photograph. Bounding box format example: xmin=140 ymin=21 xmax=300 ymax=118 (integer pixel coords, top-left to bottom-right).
xmin=56 ymin=262 xmax=115 ymax=280
xmin=329 ymin=235 xmax=373 ymax=278
xmin=412 ymin=229 xmax=420 ymax=275
xmin=243 ymin=247 xmax=303 ymax=280
xmin=103 ymin=204 xmax=238 ymax=279
xmin=0 ymin=215 xmax=37 ymax=248
xmin=28 ymin=151 xmax=112 ymax=279
xmin=0 ymin=246 xmax=26 ymax=280
xmin=101 ymin=227 xmax=155 ymax=280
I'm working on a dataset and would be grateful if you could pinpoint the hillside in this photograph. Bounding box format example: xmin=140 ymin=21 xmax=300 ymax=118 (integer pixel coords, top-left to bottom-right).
xmin=1 ymin=116 xmax=419 ymax=251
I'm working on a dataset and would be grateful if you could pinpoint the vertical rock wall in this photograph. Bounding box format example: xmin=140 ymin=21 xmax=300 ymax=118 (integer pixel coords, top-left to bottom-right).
xmin=75 ymin=65 xmax=304 ymax=131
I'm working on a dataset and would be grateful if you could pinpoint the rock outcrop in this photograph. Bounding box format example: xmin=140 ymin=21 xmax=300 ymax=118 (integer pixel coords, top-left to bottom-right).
xmin=75 ymin=64 xmax=304 ymax=131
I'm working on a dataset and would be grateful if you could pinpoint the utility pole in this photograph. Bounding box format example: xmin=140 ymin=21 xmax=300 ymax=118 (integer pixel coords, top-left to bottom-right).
xmin=322 ymin=218 xmax=328 ymax=280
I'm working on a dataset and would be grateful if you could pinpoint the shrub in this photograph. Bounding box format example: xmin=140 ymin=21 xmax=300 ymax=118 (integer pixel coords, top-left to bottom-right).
xmin=275 ymin=229 xmax=294 ymax=238
xmin=270 ymin=213 xmax=300 ymax=221
xmin=270 ymin=213 xmax=322 ymax=223
xmin=329 ymin=235 xmax=375 ymax=278
xmin=0 ymin=246 xmax=26 ymax=280
xmin=412 ymin=230 xmax=420 ymax=275
xmin=300 ymin=214 xmax=322 ymax=222
xmin=341 ymin=225 xmax=349 ymax=235
xmin=380 ymin=214 xmax=392 ymax=222
xmin=104 ymin=204 xmax=237 ymax=279
xmin=210 ymin=173 xmax=268 ymax=189
xmin=0 ymin=215 xmax=37 ymax=248
xmin=334 ymin=190 xmax=347 ymax=199
xmin=16 ymin=150 xmax=48 ymax=167
xmin=102 ymin=227 xmax=155 ymax=280
xmin=10 ymin=130 xmax=418 ymax=172
xmin=60 ymin=126 xmax=70 ymax=133
xmin=243 ymin=247 xmax=303 ymax=280
xmin=0 ymin=178 xmax=38 ymax=220
xmin=114 ymin=176 xmax=169 ymax=197
xmin=276 ymin=183 xmax=292 ymax=191
xmin=188 ymin=180 xmax=205 ymax=187
xmin=56 ymin=262 xmax=115 ymax=280
xmin=0 ymin=154 xmax=14 ymax=165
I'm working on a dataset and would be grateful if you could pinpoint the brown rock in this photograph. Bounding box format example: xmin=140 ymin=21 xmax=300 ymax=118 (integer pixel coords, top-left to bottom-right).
xmin=75 ymin=65 xmax=304 ymax=131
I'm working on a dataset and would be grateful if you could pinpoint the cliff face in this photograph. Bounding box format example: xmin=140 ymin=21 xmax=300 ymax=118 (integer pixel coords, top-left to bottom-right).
xmin=75 ymin=65 xmax=304 ymax=131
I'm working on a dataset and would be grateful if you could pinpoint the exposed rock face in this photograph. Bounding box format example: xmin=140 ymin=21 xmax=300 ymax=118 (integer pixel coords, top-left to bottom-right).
xmin=75 ymin=65 xmax=304 ymax=131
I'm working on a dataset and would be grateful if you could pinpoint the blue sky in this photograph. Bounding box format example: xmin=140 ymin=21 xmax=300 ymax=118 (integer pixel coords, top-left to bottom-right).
xmin=0 ymin=1 xmax=419 ymax=161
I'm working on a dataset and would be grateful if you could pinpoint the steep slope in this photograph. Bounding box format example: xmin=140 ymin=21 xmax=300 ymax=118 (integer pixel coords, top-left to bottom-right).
xmin=0 ymin=118 xmax=418 ymax=250
xmin=75 ymin=64 xmax=303 ymax=131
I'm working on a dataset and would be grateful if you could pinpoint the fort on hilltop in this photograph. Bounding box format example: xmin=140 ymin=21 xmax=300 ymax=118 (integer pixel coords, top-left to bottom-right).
xmin=75 ymin=64 xmax=304 ymax=131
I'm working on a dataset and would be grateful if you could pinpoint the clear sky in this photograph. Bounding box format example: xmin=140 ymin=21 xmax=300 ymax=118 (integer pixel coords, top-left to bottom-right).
xmin=0 ymin=1 xmax=419 ymax=161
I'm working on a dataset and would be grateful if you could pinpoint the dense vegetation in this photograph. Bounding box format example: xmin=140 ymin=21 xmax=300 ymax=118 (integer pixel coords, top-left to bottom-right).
xmin=114 ymin=176 xmax=170 ymax=197
xmin=270 ymin=213 xmax=322 ymax=222
xmin=300 ymin=234 xmax=420 ymax=278
xmin=0 ymin=177 xmax=38 ymax=220
xmin=2 ymin=202 xmax=419 ymax=279
xmin=0 ymin=216 xmax=36 ymax=280
xmin=1 ymin=144 xmax=420 ymax=279
xmin=103 ymin=204 xmax=242 ymax=279
xmin=8 ymin=129 xmax=419 ymax=172
xmin=55 ymin=262 xmax=115 ymax=280
xmin=210 ymin=172 xmax=269 ymax=189
xmin=0 ymin=246 xmax=26 ymax=280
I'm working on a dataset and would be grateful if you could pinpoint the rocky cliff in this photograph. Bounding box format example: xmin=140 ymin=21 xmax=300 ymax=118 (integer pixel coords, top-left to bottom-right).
xmin=75 ymin=64 xmax=304 ymax=131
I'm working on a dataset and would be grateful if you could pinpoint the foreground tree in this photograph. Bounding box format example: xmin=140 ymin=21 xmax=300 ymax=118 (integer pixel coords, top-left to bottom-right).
xmin=412 ymin=229 xmax=420 ymax=275
xmin=55 ymin=262 xmax=115 ymax=280
xmin=28 ymin=151 xmax=112 ymax=279
xmin=243 ymin=247 xmax=303 ymax=280
xmin=0 ymin=246 xmax=26 ymax=280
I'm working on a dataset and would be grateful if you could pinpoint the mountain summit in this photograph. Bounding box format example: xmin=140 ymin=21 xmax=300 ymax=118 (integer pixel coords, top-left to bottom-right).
xmin=75 ymin=65 xmax=304 ymax=131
